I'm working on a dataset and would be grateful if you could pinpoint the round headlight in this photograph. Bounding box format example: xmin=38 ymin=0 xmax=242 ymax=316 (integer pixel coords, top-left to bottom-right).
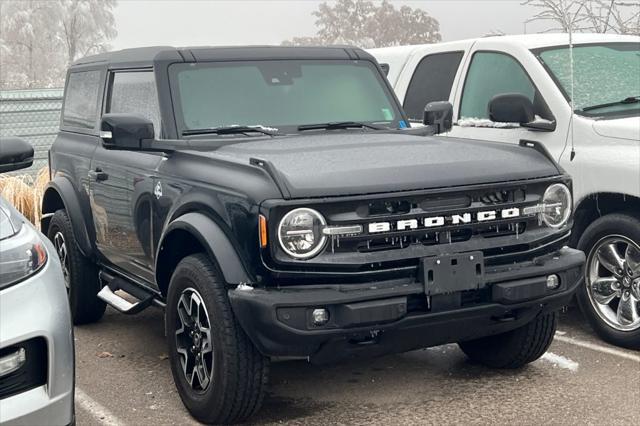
xmin=277 ymin=208 xmax=327 ymax=259
xmin=542 ymin=183 xmax=572 ymax=228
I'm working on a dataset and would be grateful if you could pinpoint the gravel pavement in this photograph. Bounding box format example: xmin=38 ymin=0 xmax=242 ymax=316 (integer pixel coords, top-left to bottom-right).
xmin=73 ymin=307 xmax=640 ymax=425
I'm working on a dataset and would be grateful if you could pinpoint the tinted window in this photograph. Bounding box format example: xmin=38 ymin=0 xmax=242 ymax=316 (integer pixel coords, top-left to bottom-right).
xmin=63 ymin=70 xmax=101 ymax=129
xmin=108 ymin=71 xmax=161 ymax=137
xmin=404 ymin=52 xmax=463 ymax=121
xmin=460 ymin=52 xmax=541 ymax=120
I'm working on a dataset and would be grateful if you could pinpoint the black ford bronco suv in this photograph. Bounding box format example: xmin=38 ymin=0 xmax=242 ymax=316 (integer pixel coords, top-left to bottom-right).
xmin=42 ymin=46 xmax=585 ymax=424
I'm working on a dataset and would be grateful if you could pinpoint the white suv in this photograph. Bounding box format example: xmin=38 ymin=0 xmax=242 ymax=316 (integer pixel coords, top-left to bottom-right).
xmin=371 ymin=34 xmax=640 ymax=348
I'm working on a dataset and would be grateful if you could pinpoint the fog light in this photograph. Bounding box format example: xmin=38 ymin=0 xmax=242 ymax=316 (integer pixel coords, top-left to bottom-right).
xmin=0 ymin=348 xmax=26 ymax=377
xmin=312 ymin=308 xmax=330 ymax=326
xmin=546 ymin=274 xmax=560 ymax=290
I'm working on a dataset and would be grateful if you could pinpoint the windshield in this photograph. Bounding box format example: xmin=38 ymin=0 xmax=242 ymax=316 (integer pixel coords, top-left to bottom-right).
xmin=169 ymin=60 xmax=403 ymax=136
xmin=535 ymin=42 xmax=640 ymax=117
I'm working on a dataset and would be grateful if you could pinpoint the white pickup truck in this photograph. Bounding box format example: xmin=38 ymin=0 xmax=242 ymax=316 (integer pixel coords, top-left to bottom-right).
xmin=371 ymin=33 xmax=640 ymax=348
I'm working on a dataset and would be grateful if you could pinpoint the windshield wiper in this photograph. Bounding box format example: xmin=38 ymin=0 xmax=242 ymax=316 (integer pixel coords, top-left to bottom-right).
xmin=297 ymin=121 xmax=387 ymax=131
xmin=582 ymin=96 xmax=640 ymax=112
xmin=182 ymin=125 xmax=279 ymax=137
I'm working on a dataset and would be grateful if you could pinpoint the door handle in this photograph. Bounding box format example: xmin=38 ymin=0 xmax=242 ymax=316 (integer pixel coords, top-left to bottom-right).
xmin=88 ymin=168 xmax=109 ymax=182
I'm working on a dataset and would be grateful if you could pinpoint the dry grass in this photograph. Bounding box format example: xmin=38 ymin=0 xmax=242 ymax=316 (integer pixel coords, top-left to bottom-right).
xmin=0 ymin=166 xmax=50 ymax=228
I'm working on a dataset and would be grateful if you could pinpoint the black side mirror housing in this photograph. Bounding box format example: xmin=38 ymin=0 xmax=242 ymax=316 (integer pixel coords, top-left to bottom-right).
xmin=380 ymin=63 xmax=390 ymax=77
xmin=423 ymin=101 xmax=453 ymax=134
xmin=0 ymin=137 xmax=34 ymax=173
xmin=489 ymin=93 xmax=534 ymax=124
xmin=489 ymin=93 xmax=556 ymax=131
xmin=100 ymin=113 xmax=155 ymax=150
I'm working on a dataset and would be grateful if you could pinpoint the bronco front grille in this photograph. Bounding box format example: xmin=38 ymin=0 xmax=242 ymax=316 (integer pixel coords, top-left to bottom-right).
xmin=263 ymin=177 xmax=570 ymax=276
xmin=353 ymin=221 xmax=527 ymax=253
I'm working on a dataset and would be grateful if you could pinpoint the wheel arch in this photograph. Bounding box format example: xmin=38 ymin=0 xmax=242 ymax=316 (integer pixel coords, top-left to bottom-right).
xmin=155 ymin=212 xmax=254 ymax=297
xmin=571 ymin=192 xmax=640 ymax=247
xmin=41 ymin=177 xmax=94 ymax=258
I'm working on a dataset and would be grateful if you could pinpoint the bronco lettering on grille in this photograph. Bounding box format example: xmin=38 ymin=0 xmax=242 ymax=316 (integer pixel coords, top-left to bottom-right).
xmin=368 ymin=207 xmax=520 ymax=234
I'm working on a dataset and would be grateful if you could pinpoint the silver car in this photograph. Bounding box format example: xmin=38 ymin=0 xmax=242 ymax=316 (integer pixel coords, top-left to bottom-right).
xmin=0 ymin=138 xmax=74 ymax=426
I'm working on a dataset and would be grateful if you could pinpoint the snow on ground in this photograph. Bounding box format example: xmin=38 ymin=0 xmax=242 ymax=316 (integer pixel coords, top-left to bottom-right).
xmin=540 ymin=352 xmax=580 ymax=372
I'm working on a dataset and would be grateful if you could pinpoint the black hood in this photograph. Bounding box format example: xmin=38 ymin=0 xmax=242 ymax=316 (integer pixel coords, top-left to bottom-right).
xmin=210 ymin=132 xmax=560 ymax=199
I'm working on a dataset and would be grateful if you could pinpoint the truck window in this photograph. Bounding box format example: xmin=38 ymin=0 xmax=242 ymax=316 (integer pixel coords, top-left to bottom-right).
xmin=404 ymin=52 xmax=463 ymax=121
xmin=460 ymin=52 xmax=547 ymax=121
xmin=169 ymin=60 xmax=403 ymax=134
xmin=62 ymin=70 xmax=101 ymax=130
xmin=108 ymin=71 xmax=161 ymax=137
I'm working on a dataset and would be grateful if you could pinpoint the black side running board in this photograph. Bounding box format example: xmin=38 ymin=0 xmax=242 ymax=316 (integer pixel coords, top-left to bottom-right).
xmin=97 ymin=270 xmax=157 ymax=314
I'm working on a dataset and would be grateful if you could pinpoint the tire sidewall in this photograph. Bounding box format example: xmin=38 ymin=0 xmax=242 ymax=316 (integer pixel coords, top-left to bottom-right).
xmin=576 ymin=213 xmax=640 ymax=348
xmin=165 ymin=258 xmax=231 ymax=417
xmin=47 ymin=211 xmax=82 ymax=315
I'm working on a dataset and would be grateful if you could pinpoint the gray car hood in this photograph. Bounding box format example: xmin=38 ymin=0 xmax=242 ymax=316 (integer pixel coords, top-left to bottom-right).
xmin=210 ymin=132 xmax=560 ymax=198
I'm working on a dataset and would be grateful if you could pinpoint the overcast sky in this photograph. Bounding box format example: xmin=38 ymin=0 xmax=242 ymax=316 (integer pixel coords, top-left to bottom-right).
xmin=112 ymin=0 xmax=552 ymax=50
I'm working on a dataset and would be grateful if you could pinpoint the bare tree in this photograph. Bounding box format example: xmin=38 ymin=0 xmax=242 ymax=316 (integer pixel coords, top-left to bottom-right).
xmin=523 ymin=0 xmax=640 ymax=34
xmin=282 ymin=0 xmax=441 ymax=47
xmin=0 ymin=1 xmax=63 ymax=88
xmin=56 ymin=0 xmax=117 ymax=65
xmin=0 ymin=0 xmax=117 ymax=89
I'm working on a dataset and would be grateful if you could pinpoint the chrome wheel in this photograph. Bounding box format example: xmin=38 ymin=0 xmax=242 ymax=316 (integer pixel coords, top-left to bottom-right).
xmin=53 ymin=231 xmax=70 ymax=290
xmin=175 ymin=288 xmax=214 ymax=392
xmin=586 ymin=235 xmax=640 ymax=331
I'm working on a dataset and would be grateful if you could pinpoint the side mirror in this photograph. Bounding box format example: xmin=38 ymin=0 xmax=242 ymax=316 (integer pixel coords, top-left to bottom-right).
xmin=100 ymin=113 xmax=154 ymax=150
xmin=423 ymin=101 xmax=453 ymax=134
xmin=0 ymin=137 xmax=34 ymax=173
xmin=489 ymin=93 xmax=534 ymax=124
xmin=380 ymin=63 xmax=390 ymax=77
xmin=489 ymin=93 xmax=556 ymax=131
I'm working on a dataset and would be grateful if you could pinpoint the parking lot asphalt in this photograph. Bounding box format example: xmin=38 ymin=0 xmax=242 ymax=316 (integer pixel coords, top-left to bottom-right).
xmin=74 ymin=307 xmax=640 ymax=426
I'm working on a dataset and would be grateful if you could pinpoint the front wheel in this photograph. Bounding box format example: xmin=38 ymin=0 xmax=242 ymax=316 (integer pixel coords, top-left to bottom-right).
xmin=47 ymin=209 xmax=106 ymax=324
xmin=576 ymin=213 xmax=640 ymax=349
xmin=458 ymin=311 xmax=557 ymax=369
xmin=166 ymin=254 xmax=268 ymax=424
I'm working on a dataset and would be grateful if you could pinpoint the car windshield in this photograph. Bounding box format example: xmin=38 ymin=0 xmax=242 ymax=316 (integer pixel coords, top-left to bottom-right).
xmin=535 ymin=42 xmax=640 ymax=117
xmin=169 ymin=60 xmax=402 ymax=136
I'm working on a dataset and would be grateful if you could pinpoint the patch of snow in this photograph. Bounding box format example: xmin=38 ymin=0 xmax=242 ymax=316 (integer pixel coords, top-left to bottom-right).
xmin=540 ymin=351 xmax=579 ymax=372
xmin=457 ymin=117 xmax=519 ymax=128
xmin=531 ymin=114 xmax=554 ymax=124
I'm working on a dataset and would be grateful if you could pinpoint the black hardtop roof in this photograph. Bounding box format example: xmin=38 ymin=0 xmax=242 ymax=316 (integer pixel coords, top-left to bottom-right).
xmin=71 ymin=45 xmax=374 ymax=69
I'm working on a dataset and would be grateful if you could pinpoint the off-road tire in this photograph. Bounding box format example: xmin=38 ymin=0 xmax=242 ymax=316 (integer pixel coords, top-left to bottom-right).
xmin=576 ymin=213 xmax=640 ymax=349
xmin=458 ymin=311 xmax=557 ymax=368
xmin=47 ymin=209 xmax=106 ymax=324
xmin=166 ymin=254 xmax=269 ymax=424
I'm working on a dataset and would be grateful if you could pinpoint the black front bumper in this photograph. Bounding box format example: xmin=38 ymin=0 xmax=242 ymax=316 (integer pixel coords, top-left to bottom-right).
xmin=229 ymin=247 xmax=585 ymax=364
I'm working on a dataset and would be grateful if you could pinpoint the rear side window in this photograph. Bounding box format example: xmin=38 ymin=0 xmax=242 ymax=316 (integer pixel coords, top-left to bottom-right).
xmin=403 ymin=52 xmax=463 ymax=121
xmin=108 ymin=71 xmax=161 ymax=137
xmin=63 ymin=70 xmax=101 ymax=129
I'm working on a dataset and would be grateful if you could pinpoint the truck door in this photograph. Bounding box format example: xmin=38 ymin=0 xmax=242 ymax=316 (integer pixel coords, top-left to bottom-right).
xmin=446 ymin=43 xmax=571 ymax=162
xmin=89 ymin=70 xmax=163 ymax=285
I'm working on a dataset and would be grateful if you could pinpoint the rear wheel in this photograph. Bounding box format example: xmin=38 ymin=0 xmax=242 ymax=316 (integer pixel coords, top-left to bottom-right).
xmin=458 ymin=312 xmax=557 ymax=369
xmin=166 ymin=254 xmax=268 ymax=424
xmin=47 ymin=209 xmax=106 ymax=324
xmin=576 ymin=213 xmax=640 ymax=349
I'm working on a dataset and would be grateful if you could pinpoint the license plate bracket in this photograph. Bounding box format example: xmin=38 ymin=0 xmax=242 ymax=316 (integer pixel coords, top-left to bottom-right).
xmin=422 ymin=251 xmax=485 ymax=296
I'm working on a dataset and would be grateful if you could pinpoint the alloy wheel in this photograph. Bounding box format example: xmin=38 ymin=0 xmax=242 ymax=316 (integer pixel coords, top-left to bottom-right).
xmin=586 ymin=235 xmax=640 ymax=331
xmin=175 ymin=288 xmax=214 ymax=392
xmin=53 ymin=231 xmax=70 ymax=291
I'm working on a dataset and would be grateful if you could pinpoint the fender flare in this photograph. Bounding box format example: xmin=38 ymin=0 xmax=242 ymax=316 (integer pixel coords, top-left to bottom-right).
xmin=41 ymin=177 xmax=94 ymax=258
xmin=156 ymin=212 xmax=253 ymax=285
